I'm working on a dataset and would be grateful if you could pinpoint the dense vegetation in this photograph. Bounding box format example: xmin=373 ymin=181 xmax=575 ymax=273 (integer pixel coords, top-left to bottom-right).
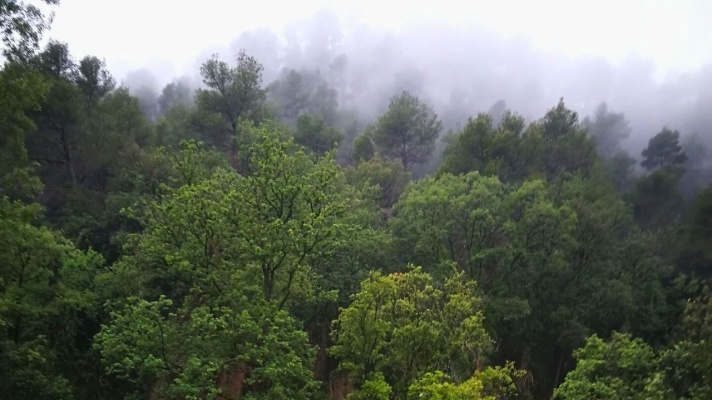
xmin=2 ymin=2 xmax=712 ymax=399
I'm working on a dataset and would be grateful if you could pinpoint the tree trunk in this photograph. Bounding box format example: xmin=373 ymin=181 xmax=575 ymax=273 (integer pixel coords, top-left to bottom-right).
xmin=262 ymin=263 xmax=272 ymax=301
xmin=59 ymin=129 xmax=77 ymax=185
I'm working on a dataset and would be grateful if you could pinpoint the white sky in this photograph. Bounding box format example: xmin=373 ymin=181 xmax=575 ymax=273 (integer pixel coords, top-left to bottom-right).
xmin=42 ymin=0 xmax=712 ymax=81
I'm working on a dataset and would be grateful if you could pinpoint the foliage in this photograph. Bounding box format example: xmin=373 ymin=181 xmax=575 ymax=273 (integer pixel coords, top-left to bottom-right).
xmin=407 ymin=364 xmax=523 ymax=400
xmin=352 ymin=133 xmax=375 ymax=163
xmin=641 ymin=128 xmax=688 ymax=171
xmin=294 ymin=113 xmax=343 ymax=157
xmin=196 ymin=49 xmax=268 ymax=166
xmin=1 ymin=16 xmax=711 ymax=399
xmin=331 ymin=267 xmax=493 ymax=398
xmin=0 ymin=61 xmax=47 ymax=199
xmin=389 ymin=170 xmax=670 ymax=396
xmin=0 ymin=0 xmax=59 ymax=59
xmin=268 ymin=68 xmax=339 ymax=126
xmin=345 ymin=156 xmax=410 ymax=209
xmin=554 ymin=333 xmax=667 ymax=400
xmin=439 ymin=111 xmax=528 ymax=181
xmin=371 ymin=90 xmax=442 ymax=170
xmin=440 ymin=100 xmax=597 ymax=183
xmin=662 ymin=287 xmax=712 ymax=399
xmin=677 ymin=185 xmax=712 ymax=277
xmin=0 ymin=195 xmax=103 ymax=399
xmin=95 ymin=296 xmax=319 ymax=400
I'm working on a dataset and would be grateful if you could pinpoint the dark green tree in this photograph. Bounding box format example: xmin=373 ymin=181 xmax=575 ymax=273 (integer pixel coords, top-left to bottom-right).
xmin=75 ymin=56 xmax=115 ymax=107
xmin=0 ymin=195 xmax=103 ymax=399
xmin=536 ymin=98 xmax=598 ymax=180
xmin=0 ymin=61 xmax=47 ymax=199
xmin=371 ymin=91 xmax=442 ymax=170
xmin=662 ymin=287 xmax=712 ymax=399
xmin=196 ymin=50 xmax=267 ymax=166
xmin=294 ymin=113 xmax=343 ymax=157
xmin=0 ymin=0 xmax=59 ymax=59
xmin=677 ymin=184 xmax=712 ymax=277
xmin=641 ymin=127 xmax=687 ymax=171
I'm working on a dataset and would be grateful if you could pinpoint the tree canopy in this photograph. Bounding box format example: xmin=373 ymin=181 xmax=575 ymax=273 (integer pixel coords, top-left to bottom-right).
xmin=1 ymin=6 xmax=712 ymax=399
xmin=370 ymin=91 xmax=442 ymax=170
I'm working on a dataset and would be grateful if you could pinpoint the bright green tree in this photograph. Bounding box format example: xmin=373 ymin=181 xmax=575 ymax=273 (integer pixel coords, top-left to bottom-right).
xmin=95 ymin=127 xmax=353 ymax=398
xmin=554 ymin=333 xmax=668 ymax=400
xmin=331 ymin=267 xmax=494 ymax=399
xmin=407 ymin=365 xmax=522 ymax=400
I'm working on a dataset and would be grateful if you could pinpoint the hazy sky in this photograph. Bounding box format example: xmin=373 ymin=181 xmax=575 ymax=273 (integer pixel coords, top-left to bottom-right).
xmin=43 ymin=0 xmax=712 ymax=82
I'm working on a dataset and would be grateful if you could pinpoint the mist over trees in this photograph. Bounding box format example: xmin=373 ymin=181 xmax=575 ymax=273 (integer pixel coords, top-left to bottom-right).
xmin=120 ymin=10 xmax=712 ymax=177
xmin=4 ymin=2 xmax=712 ymax=400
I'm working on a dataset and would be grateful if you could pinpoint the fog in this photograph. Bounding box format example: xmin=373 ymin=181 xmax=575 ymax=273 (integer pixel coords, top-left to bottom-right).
xmin=47 ymin=3 xmax=712 ymax=158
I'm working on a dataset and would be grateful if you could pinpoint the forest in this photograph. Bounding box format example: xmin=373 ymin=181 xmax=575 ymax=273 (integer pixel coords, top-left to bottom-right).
xmin=2 ymin=1 xmax=712 ymax=399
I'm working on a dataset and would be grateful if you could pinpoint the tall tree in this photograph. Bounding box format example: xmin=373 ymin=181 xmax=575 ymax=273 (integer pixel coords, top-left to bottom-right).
xmin=371 ymin=91 xmax=442 ymax=170
xmin=582 ymin=102 xmax=632 ymax=159
xmin=439 ymin=110 xmax=530 ymax=181
xmin=536 ymin=99 xmax=598 ymax=180
xmin=345 ymin=156 xmax=410 ymax=210
xmin=75 ymin=56 xmax=115 ymax=107
xmin=28 ymin=41 xmax=82 ymax=187
xmin=94 ymin=127 xmax=357 ymax=398
xmin=640 ymin=127 xmax=687 ymax=171
xmin=605 ymin=150 xmax=637 ymax=193
xmin=196 ymin=50 xmax=267 ymax=167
